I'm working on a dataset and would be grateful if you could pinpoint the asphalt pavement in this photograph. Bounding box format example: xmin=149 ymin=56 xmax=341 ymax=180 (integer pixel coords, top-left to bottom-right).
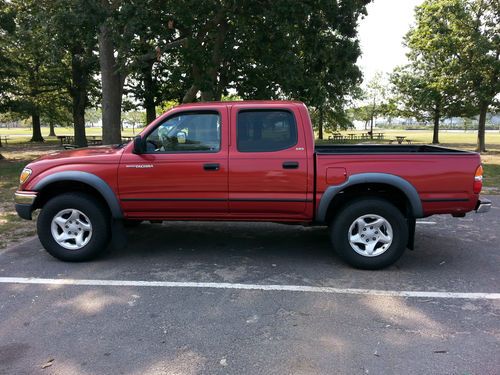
xmin=0 ymin=196 xmax=499 ymax=375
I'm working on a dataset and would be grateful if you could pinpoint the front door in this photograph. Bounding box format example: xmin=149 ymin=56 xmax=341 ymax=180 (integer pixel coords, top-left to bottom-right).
xmin=119 ymin=107 xmax=229 ymax=219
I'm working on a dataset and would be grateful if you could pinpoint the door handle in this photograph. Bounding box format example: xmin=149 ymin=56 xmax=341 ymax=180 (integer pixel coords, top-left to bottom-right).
xmin=282 ymin=161 xmax=299 ymax=169
xmin=203 ymin=163 xmax=220 ymax=171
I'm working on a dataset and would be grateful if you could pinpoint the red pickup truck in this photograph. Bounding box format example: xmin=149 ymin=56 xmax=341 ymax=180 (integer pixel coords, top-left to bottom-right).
xmin=15 ymin=101 xmax=491 ymax=269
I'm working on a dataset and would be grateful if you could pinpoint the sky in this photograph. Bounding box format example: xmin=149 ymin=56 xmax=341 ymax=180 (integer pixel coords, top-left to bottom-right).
xmin=357 ymin=0 xmax=424 ymax=83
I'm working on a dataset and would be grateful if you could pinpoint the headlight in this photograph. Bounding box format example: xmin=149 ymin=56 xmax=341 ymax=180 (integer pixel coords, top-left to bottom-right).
xmin=19 ymin=168 xmax=32 ymax=184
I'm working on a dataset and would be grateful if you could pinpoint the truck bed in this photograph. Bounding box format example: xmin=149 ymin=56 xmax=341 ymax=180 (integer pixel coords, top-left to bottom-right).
xmin=315 ymin=144 xmax=473 ymax=154
xmin=314 ymin=144 xmax=481 ymax=217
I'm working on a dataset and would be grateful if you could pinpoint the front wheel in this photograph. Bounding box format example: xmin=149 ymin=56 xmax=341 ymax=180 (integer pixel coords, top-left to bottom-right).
xmin=330 ymin=197 xmax=409 ymax=270
xmin=37 ymin=193 xmax=111 ymax=261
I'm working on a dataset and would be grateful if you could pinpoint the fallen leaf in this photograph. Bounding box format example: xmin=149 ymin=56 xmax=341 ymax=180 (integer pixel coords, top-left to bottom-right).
xmin=41 ymin=358 xmax=54 ymax=369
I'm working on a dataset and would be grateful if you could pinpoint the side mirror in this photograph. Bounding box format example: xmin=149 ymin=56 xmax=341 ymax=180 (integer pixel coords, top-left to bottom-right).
xmin=133 ymin=136 xmax=145 ymax=154
xmin=177 ymin=131 xmax=187 ymax=144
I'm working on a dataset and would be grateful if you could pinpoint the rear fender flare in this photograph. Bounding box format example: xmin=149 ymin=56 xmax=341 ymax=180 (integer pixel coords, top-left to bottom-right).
xmin=316 ymin=173 xmax=423 ymax=223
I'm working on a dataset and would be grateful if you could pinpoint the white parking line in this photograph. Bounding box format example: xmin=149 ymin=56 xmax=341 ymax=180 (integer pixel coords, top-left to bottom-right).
xmin=416 ymin=221 xmax=437 ymax=225
xmin=0 ymin=277 xmax=498 ymax=300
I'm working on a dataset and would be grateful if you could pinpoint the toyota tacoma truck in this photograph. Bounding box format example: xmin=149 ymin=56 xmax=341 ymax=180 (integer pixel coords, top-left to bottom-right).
xmin=14 ymin=101 xmax=491 ymax=269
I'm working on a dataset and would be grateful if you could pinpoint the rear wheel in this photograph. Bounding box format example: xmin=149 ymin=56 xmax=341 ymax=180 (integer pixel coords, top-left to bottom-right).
xmin=330 ymin=197 xmax=408 ymax=269
xmin=37 ymin=193 xmax=110 ymax=261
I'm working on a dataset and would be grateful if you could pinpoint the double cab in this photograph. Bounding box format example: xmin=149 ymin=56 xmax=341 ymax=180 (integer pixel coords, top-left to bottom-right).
xmin=15 ymin=101 xmax=491 ymax=269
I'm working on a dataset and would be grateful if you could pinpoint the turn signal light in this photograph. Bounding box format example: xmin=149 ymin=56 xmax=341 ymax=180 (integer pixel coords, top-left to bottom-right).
xmin=473 ymin=165 xmax=483 ymax=194
xmin=19 ymin=168 xmax=32 ymax=185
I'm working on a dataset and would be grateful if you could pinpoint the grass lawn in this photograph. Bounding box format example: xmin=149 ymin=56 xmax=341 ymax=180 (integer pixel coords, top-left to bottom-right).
xmin=0 ymin=126 xmax=141 ymax=144
xmin=0 ymin=127 xmax=498 ymax=249
xmin=0 ymin=144 xmax=59 ymax=248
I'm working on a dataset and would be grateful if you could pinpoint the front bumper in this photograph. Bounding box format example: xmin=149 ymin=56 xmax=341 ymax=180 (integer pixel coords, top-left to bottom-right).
xmin=14 ymin=191 xmax=37 ymax=220
xmin=475 ymin=198 xmax=492 ymax=213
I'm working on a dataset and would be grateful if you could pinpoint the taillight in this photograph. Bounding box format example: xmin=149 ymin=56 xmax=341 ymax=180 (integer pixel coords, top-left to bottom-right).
xmin=473 ymin=165 xmax=483 ymax=194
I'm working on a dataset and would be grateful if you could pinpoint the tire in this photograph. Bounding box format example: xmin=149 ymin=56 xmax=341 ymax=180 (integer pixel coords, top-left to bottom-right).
xmin=330 ymin=197 xmax=408 ymax=270
xmin=37 ymin=193 xmax=111 ymax=262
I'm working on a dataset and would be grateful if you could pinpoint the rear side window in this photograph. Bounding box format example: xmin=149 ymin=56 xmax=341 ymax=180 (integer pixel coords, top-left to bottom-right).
xmin=237 ymin=110 xmax=297 ymax=152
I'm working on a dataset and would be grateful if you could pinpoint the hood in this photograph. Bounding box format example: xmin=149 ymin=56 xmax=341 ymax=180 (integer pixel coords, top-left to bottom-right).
xmin=20 ymin=145 xmax=126 ymax=192
xmin=35 ymin=145 xmax=125 ymax=162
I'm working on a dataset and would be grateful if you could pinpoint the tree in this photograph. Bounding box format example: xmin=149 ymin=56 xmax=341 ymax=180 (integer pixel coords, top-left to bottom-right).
xmin=165 ymin=0 xmax=369 ymax=107
xmin=40 ymin=91 xmax=73 ymax=136
xmin=362 ymin=73 xmax=390 ymax=139
xmin=98 ymin=0 xmax=369 ymax=140
xmin=0 ymin=1 xmax=16 ymax=112
xmin=391 ymin=65 xmax=462 ymax=144
xmin=1 ymin=0 xmax=67 ymax=142
xmin=97 ymin=1 xmax=127 ymax=144
xmin=119 ymin=1 xmax=187 ymax=125
xmin=403 ymin=0 xmax=499 ymax=151
xmin=43 ymin=0 xmax=100 ymax=147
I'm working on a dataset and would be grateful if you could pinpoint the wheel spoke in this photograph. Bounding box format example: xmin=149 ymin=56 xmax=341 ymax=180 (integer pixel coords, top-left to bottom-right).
xmin=74 ymin=232 xmax=85 ymax=247
xmin=350 ymin=233 xmax=362 ymax=243
xmin=371 ymin=218 xmax=385 ymax=228
xmin=365 ymin=242 xmax=377 ymax=255
xmin=78 ymin=220 xmax=91 ymax=230
xmin=356 ymin=218 xmax=366 ymax=230
xmin=55 ymin=231 xmax=72 ymax=242
xmin=68 ymin=209 xmax=80 ymax=222
xmin=379 ymin=231 xmax=392 ymax=244
xmin=53 ymin=216 xmax=67 ymax=227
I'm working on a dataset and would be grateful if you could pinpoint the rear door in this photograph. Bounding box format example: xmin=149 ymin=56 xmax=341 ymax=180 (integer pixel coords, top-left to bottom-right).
xmin=118 ymin=106 xmax=229 ymax=219
xmin=228 ymin=104 xmax=309 ymax=219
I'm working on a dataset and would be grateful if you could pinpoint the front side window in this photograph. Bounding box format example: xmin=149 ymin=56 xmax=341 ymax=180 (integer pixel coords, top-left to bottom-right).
xmin=145 ymin=112 xmax=220 ymax=153
xmin=237 ymin=110 xmax=297 ymax=152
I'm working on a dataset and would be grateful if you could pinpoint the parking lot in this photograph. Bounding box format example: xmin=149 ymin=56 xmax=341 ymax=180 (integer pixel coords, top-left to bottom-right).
xmin=0 ymin=196 xmax=499 ymax=375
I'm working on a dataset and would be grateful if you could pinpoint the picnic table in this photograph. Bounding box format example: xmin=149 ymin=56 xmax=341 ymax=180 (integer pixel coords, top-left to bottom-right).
xmin=389 ymin=136 xmax=412 ymax=144
xmin=360 ymin=132 xmax=370 ymax=139
xmin=87 ymin=136 xmax=102 ymax=144
xmin=375 ymin=132 xmax=385 ymax=140
xmin=347 ymin=133 xmax=357 ymax=140
xmin=0 ymin=135 xmax=9 ymax=145
xmin=57 ymin=135 xmax=74 ymax=146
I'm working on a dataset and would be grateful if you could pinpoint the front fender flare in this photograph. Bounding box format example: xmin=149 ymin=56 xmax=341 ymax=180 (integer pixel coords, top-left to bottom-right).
xmin=316 ymin=173 xmax=423 ymax=223
xmin=33 ymin=171 xmax=123 ymax=219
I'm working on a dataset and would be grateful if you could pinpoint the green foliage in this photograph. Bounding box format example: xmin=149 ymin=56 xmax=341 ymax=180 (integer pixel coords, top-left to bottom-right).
xmin=393 ymin=0 xmax=500 ymax=150
xmin=1 ymin=0 xmax=371 ymax=139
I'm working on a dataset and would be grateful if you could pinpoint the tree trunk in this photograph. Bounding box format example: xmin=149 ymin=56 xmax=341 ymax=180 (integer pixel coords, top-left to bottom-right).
xmin=182 ymin=84 xmax=199 ymax=103
xmin=370 ymin=114 xmax=374 ymax=139
xmin=318 ymin=107 xmax=324 ymax=140
xmin=143 ymin=65 xmax=156 ymax=125
xmin=48 ymin=121 xmax=56 ymax=136
xmin=432 ymin=107 xmax=440 ymax=144
xmin=99 ymin=23 xmax=123 ymax=144
xmin=200 ymin=90 xmax=214 ymax=102
xmin=71 ymin=52 xmax=88 ymax=148
xmin=30 ymin=112 xmax=44 ymax=142
xmin=73 ymin=101 xmax=87 ymax=147
xmin=476 ymin=101 xmax=488 ymax=152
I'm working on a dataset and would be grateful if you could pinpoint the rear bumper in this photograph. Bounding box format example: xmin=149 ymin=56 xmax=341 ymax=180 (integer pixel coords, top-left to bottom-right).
xmin=14 ymin=191 xmax=37 ymax=220
xmin=475 ymin=197 xmax=492 ymax=213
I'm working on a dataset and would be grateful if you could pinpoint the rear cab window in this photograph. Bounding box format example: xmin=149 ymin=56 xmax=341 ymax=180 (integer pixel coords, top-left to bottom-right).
xmin=237 ymin=110 xmax=297 ymax=152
